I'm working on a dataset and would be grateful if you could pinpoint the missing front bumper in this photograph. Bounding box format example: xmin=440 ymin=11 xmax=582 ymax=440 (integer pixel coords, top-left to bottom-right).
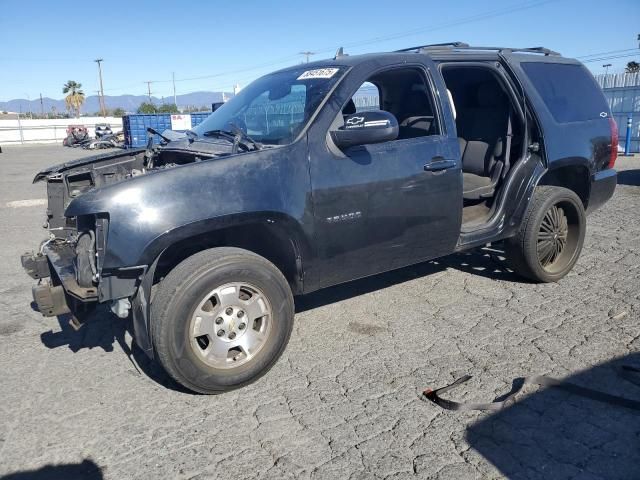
xmin=22 ymin=245 xmax=98 ymax=321
xmin=31 ymin=282 xmax=70 ymax=317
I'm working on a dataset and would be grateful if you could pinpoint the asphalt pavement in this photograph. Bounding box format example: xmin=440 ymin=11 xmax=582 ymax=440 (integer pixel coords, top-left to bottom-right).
xmin=0 ymin=145 xmax=638 ymax=479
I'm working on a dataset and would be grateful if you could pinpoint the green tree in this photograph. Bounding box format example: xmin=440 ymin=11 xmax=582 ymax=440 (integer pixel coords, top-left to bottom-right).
xmin=137 ymin=102 xmax=158 ymax=114
xmin=112 ymin=107 xmax=126 ymax=117
xmin=157 ymin=103 xmax=179 ymax=113
xmin=626 ymin=61 xmax=640 ymax=73
xmin=62 ymin=80 xmax=85 ymax=118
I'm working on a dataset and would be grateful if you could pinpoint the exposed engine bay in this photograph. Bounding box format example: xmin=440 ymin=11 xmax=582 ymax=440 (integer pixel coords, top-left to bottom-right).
xmin=23 ymin=142 xmax=227 ymax=323
xmin=34 ymin=145 xmax=221 ymax=240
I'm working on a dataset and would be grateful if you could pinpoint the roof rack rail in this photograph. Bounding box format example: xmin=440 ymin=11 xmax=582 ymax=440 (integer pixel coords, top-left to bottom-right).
xmin=395 ymin=42 xmax=470 ymax=52
xmin=396 ymin=43 xmax=560 ymax=56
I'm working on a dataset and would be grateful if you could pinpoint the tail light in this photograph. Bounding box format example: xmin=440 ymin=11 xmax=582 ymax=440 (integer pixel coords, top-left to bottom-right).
xmin=608 ymin=117 xmax=618 ymax=169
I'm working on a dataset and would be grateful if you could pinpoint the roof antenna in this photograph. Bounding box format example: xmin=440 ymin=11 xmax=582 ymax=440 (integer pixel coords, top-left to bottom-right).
xmin=334 ymin=47 xmax=347 ymax=59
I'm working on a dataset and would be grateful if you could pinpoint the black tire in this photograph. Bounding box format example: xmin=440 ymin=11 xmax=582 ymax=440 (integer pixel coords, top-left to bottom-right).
xmin=151 ymin=247 xmax=294 ymax=394
xmin=505 ymin=186 xmax=586 ymax=283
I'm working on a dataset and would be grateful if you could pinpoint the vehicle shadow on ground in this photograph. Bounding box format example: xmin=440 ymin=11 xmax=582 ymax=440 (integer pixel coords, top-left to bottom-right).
xmin=463 ymin=352 xmax=640 ymax=479
xmin=617 ymin=169 xmax=640 ymax=186
xmin=0 ymin=459 xmax=102 ymax=480
xmin=296 ymin=246 xmax=526 ymax=312
xmin=37 ymin=247 xmax=525 ymax=393
xmin=39 ymin=306 xmax=186 ymax=393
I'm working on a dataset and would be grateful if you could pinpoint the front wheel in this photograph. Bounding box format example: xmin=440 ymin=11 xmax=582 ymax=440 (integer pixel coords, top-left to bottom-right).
xmin=151 ymin=247 xmax=294 ymax=394
xmin=505 ymin=186 xmax=586 ymax=283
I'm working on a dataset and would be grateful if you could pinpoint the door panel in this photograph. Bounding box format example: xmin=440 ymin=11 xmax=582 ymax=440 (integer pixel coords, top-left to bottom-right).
xmin=310 ymin=134 xmax=461 ymax=289
xmin=305 ymin=59 xmax=463 ymax=290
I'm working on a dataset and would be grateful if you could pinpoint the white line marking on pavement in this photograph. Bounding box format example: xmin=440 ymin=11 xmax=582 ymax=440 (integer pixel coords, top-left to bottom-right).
xmin=6 ymin=199 xmax=47 ymax=208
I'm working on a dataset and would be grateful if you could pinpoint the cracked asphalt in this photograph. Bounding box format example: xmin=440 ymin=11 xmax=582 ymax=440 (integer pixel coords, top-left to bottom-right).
xmin=0 ymin=145 xmax=638 ymax=479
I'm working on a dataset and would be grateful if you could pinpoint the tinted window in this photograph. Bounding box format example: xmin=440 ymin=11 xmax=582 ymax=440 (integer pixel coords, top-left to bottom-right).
xmin=521 ymin=62 xmax=609 ymax=123
xmin=242 ymin=85 xmax=307 ymax=138
xmin=193 ymin=67 xmax=344 ymax=145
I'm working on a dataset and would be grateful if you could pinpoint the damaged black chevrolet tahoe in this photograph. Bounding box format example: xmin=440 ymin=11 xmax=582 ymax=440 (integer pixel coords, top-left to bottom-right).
xmin=22 ymin=43 xmax=618 ymax=393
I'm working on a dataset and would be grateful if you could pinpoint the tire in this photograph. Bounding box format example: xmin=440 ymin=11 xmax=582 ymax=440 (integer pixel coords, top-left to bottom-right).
xmin=151 ymin=247 xmax=294 ymax=394
xmin=505 ymin=186 xmax=586 ymax=283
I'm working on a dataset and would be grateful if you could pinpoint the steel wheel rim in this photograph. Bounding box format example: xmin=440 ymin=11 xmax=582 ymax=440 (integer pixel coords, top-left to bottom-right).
xmin=536 ymin=202 xmax=579 ymax=274
xmin=188 ymin=282 xmax=272 ymax=369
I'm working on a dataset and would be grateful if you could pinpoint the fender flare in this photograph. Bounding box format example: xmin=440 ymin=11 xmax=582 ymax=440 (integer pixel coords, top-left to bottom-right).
xmin=510 ymin=156 xmax=592 ymax=234
xmin=136 ymin=211 xmax=312 ymax=269
xmin=129 ymin=211 xmax=312 ymax=359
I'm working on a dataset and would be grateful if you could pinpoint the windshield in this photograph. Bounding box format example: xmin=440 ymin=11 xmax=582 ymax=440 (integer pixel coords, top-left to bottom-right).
xmin=192 ymin=66 xmax=345 ymax=146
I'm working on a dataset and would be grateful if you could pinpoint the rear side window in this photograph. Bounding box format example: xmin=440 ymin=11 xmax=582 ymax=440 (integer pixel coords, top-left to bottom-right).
xmin=521 ymin=62 xmax=609 ymax=123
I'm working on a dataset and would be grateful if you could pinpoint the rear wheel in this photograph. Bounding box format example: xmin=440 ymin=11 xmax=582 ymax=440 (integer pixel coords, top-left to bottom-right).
xmin=151 ymin=247 xmax=294 ymax=394
xmin=505 ymin=186 xmax=586 ymax=282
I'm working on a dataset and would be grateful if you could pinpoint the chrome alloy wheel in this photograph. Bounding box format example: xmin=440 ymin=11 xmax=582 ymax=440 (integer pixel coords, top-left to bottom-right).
xmin=189 ymin=282 xmax=272 ymax=369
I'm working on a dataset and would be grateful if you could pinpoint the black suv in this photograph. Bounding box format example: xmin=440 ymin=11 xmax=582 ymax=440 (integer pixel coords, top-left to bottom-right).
xmin=23 ymin=43 xmax=617 ymax=393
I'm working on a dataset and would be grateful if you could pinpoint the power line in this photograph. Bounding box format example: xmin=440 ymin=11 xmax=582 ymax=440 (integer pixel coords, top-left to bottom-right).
xmin=172 ymin=56 xmax=300 ymax=83
xmin=91 ymin=1 xmax=563 ymax=94
xmin=576 ymin=48 xmax=638 ymax=59
xmin=582 ymin=53 xmax=638 ymax=63
xmin=311 ymin=0 xmax=560 ymax=54
xmin=145 ymin=0 xmax=561 ymax=90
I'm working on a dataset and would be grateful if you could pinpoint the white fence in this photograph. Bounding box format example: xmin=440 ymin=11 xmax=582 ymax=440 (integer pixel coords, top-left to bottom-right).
xmin=0 ymin=117 xmax=124 ymax=145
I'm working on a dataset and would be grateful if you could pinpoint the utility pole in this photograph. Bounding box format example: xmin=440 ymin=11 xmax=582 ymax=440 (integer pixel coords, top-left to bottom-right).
xmin=145 ymin=81 xmax=153 ymax=102
xmin=172 ymin=72 xmax=177 ymax=107
xmin=603 ymin=63 xmax=612 ymax=75
xmin=94 ymin=58 xmax=106 ymax=117
xmin=299 ymin=51 xmax=315 ymax=63
xmin=25 ymin=94 xmax=32 ymax=119
xmin=39 ymin=93 xmax=44 ymax=117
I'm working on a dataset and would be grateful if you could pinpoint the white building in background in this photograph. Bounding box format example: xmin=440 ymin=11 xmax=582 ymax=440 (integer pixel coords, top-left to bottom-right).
xmin=595 ymin=72 xmax=640 ymax=153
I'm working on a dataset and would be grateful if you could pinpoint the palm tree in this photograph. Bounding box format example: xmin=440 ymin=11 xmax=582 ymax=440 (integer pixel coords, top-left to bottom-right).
xmin=625 ymin=61 xmax=640 ymax=73
xmin=63 ymin=80 xmax=85 ymax=117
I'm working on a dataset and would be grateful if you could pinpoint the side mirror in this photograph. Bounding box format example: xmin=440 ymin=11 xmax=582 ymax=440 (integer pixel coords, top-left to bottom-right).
xmin=331 ymin=111 xmax=399 ymax=149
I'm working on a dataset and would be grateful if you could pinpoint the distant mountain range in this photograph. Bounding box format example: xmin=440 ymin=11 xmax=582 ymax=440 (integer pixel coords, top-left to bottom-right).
xmin=0 ymin=91 xmax=232 ymax=114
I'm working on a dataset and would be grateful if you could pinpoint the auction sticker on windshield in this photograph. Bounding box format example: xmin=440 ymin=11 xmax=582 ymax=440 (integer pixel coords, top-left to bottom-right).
xmin=297 ymin=68 xmax=340 ymax=80
xmin=171 ymin=114 xmax=192 ymax=131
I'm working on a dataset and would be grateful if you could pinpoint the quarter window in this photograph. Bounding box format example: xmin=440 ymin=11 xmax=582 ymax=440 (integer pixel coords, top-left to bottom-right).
xmin=521 ymin=62 xmax=609 ymax=123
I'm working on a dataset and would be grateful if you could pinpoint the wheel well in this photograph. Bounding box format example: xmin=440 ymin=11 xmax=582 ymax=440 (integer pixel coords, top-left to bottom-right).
xmin=153 ymin=224 xmax=302 ymax=294
xmin=538 ymin=165 xmax=590 ymax=208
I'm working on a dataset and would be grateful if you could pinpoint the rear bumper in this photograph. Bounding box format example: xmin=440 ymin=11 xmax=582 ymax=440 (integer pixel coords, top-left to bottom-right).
xmin=587 ymin=169 xmax=617 ymax=214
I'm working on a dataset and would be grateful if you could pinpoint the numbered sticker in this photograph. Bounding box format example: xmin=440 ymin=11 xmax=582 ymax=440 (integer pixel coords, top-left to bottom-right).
xmin=297 ymin=68 xmax=340 ymax=80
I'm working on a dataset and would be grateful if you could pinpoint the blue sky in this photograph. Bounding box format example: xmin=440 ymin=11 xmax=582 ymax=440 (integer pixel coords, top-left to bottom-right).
xmin=1 ymin=0 xmax=638 ymax=101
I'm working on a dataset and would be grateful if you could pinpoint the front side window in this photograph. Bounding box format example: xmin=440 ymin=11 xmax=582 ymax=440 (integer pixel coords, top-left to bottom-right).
xmin=337 ymin=67 xmax=440 ymax=141
xmin=353 ymin=82 xmax=381 ymax=112
xmin=193 ymin=66 xmax=345 ymax=145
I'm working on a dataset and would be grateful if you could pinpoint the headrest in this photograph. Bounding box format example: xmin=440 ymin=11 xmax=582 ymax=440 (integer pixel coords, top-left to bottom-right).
xmin=342 ymin=99 xmax=356 ymax=115
xmin=477 ymin=82 xmax=504 ymax=107
xmin=403 ymin=90 xmax=431 ymax=115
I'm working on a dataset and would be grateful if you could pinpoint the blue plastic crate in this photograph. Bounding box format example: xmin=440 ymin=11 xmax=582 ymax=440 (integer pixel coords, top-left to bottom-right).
xmin=123 ymin=114 xmax=171 ymax=148
xmin=124 ymin=112 xmax=213 ymax=148
xmin=191 ymin=112 xmax=211 ymax=127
